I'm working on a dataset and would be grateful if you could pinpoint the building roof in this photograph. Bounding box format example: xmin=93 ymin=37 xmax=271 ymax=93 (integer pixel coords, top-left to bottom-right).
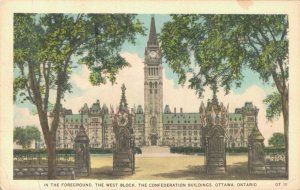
xmin=163 ymin=113 xmax=200 ymax=125
xmin=228 ymin=113 xmax=243 ymax=122
xmin=136 ymin=105 xmax=143 ymax=114
xmin=65 ymin=114 xmax=89 ymax=123
xmin=90 ymin=100 xmax=101 ymax=114
xmin=147 ymin=16 xmax=158 ymax=46
xmin=135 ymin=114 xmax=144 ymax=124
xmin=103 ymin=113 xmax=114 ymax=125
xmin=164 ymin=105 xmax=171 ymax=113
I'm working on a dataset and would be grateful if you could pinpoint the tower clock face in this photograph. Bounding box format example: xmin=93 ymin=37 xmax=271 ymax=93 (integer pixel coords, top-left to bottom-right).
xmin=150 ymin=51 xmax=157 ymax=58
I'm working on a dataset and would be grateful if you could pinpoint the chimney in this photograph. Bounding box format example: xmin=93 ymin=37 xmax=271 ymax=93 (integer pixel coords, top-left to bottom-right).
xmin=180 ymin=107 xmax=183 ymax=113
xmin=174 ymin=107 xmax=176 ymax=114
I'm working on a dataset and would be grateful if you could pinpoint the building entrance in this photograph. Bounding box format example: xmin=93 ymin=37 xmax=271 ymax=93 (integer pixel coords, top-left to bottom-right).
xmin=150 ymin=134 xmax=158 ymax=146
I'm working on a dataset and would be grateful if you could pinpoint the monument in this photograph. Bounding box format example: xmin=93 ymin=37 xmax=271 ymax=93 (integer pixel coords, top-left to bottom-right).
xmin=202 ymin=83 xmax=228 ymax=174
xmin=112 ymin=84 xmax=135 ymax=176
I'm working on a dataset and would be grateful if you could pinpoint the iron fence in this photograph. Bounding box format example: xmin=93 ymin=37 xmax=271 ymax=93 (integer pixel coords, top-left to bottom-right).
xmin=13 ymin=152 xmax=74 ymax=167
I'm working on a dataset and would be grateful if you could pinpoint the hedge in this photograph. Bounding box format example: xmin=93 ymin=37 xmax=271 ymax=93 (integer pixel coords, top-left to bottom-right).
xmin=170 ymin=146 xmax=286 ymax=154
xmin=170 ymin=147 xmax=205 ymax=154
xmin=14 ymin=147 xmax=143 ymax=156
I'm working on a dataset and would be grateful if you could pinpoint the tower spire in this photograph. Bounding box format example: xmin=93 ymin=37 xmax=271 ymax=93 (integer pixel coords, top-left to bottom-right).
xmin=119 ymin=84 xmax=128 ymax=111
xmin=147 ymin=16 xmax=158 ymax=46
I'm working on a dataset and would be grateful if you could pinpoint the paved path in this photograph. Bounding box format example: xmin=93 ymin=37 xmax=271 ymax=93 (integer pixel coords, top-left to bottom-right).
xmin=138 ymin=146 xmax=192 ymax=157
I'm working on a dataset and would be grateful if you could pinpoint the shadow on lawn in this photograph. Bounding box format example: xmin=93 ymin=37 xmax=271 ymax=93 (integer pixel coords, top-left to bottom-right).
xmin=82 ymin=166 xmax=142 ymax=180
xmin=153 ymin=161 xmax=287 ymax=180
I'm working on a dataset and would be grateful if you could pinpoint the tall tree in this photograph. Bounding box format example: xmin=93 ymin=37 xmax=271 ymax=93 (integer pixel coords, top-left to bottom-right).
xmin=160 ymin=14 xmax=288 ymax=175
xmin=14 ymin=13 xmax=144 ymax=179
xmin=13 ymin=126 xmax=41 ymax=149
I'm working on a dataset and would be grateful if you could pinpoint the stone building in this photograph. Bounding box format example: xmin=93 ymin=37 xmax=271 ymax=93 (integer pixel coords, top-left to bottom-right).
xmin=53 ymin=16 xmax=258 ymax=149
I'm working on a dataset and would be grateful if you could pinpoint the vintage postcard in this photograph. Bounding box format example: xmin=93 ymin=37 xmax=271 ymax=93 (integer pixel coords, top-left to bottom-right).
xmin=0 ymin=0 xmax=300 ymax=190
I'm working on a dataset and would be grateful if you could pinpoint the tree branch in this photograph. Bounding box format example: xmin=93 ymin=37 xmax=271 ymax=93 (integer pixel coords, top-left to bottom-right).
xmin=246 ymin=35 xmax=260 ymax=58
xmin=17 ymin=63 xmax=35 ymax=104
xmin=266 ymin=25 xmax=277 ymax=42
xmin=271 ymin=66 xmax=284 ymax=95
xmin=43 ymin=61 xmax=51 ymax=113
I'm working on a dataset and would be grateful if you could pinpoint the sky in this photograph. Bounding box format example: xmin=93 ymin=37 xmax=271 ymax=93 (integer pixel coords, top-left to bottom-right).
xmin=14 ymin=14 xmax=284 ymax=145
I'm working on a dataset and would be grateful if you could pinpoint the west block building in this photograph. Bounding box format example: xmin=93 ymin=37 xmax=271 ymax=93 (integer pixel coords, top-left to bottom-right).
xmin=53 ymin=16 xmax=259 ymax=149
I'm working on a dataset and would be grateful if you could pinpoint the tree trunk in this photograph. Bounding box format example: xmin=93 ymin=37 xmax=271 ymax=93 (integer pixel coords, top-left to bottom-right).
xmin=47 ymin=132 xmax=57 ymax=179
xmin=281 ymin=93 xmax=289 ymax=178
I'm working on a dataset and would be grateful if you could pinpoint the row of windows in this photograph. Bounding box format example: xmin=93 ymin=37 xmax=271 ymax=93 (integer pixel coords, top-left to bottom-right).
xmin=65 ymin=118 xmax=88 ymax=123
xmin=148 ymin=67 xmax=159 ymax=76
xmin=229 ymin=124 xmax=242 ymax=128
xmin=165 ymin=125 xmax=201 ymax=130
xmin=166 ymin=120 xmax=198 ymax=124
xmin=149 ymin=89 xmax=158 ymax=94
xmin=165 ymin=137 xmax=200 ymax=141
xmin=164 ymin=131 xmax=201 ymax=136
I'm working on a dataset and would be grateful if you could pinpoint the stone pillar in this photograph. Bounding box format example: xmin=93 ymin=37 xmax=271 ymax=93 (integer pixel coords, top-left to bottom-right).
xmin=74 ymin=125 xmax=90 ymax=176
xmin=205 ymin=125 xmax=226 ymax=174
xmin=248 ymin=126 xmax=266 ymax=174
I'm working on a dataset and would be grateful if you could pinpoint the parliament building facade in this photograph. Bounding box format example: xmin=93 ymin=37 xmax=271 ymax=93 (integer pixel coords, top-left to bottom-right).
xmin=54 ymin=17 xmax=258 ymax=149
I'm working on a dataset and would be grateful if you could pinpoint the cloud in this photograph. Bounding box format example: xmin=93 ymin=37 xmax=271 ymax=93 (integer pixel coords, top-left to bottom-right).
xmin=14 ymin=106 xmax=40 ymax=127
xmin=65 ymin=52 xmax=144 ymax=111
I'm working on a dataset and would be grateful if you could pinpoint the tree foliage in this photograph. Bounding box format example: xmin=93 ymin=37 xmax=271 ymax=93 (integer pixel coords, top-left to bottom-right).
xmin=13 ymin=13 xmax=144 ymax=179
xmin=13 ymin=126 xmax=41 ymax=149
xmin=160 ymin=15 xmax=288 ymax=98
xmin=160 ymin=15 xmax=289 ymax=176
xmin=268 ymin=132 xmax=285 ymax=148
xmin=263 ymin=92 xmax=282 ymax=121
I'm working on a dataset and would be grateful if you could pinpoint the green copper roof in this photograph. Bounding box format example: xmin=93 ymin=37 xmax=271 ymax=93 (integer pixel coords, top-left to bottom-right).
xmin=228 ymin=113 xmax=243 ymax=122
xmin=65 ymin=114 xmax=89 ymax=123
xmin=103 ymin=113 xmax=114 ymax=125
xmin=90 ymin=100 xmax=101 ymax=114
xmin=163 ymin=113 xmax=200 ymax=125
xmin=135 ymin=114 xmax=144 ymax=124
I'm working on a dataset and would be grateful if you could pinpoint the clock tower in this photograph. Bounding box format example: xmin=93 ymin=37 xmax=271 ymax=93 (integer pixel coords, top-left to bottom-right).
xmin=144 ymin=16 xmax=163 ymax=146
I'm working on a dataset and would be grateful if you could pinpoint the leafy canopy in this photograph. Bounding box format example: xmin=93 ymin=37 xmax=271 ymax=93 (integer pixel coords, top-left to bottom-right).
xmin=268 ymin=132 xmax=285 ymax=148
xmin=13 ymin=126 xmax=41 ymax=149
xmin=159 ymin=15 xmax=288 ymax=100
xmin=14 ymin=14 xmax=145 ymax=105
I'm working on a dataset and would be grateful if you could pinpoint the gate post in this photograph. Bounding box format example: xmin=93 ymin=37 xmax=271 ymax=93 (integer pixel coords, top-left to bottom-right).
xmin=74 ymin=110 xmax=90 ymax=177
xmin=248 ymin=126 xmax=266 ymax=174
